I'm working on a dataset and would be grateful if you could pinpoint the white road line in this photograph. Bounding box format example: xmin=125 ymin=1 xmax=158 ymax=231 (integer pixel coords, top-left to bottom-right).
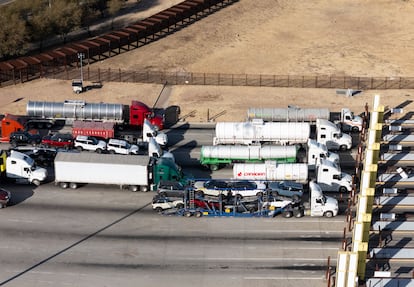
xmin=245 ymin=276 xmax=325 ymax=280
xmin=182 ymin=257 xmax=337 ymax=261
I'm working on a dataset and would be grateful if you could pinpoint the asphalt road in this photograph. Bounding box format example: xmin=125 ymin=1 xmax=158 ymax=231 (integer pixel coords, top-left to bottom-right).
xmin=0 ymin=182 xmax=344 ymax=287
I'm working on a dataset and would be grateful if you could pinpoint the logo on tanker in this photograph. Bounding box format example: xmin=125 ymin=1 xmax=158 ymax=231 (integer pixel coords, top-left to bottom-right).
xmin=237 ymin=172 xmax=266 ymax=177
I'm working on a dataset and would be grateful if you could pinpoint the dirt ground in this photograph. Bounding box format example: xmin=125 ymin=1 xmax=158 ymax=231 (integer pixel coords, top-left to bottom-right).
xmin=1 ymin=0 xmax=413 ymax=122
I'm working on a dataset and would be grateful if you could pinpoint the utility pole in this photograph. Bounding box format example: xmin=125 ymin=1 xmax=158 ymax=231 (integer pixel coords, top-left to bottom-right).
xmin=78 ymin=53 xmax=85 ymax=83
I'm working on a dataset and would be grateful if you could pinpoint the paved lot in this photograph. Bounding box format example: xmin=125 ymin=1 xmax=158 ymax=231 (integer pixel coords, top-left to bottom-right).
xmin=0 ymin=180 xmax=345 ymax=287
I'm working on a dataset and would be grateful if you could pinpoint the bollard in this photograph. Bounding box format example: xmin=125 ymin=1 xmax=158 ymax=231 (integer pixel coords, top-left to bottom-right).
xmin=325 ymin=257 xmax=331 ymax=279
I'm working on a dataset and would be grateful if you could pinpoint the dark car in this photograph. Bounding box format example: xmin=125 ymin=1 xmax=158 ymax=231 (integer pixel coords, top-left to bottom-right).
xmin=267 ymin=181 xmax=304 ymax=201
xmin=41 ymin=133 xmax=73 ymax=149
xmin=157 ymin=180 xmax=189 ymax=198
xmin=0 ymin=188 xmax=11 ymax=208
xmin=9 ymin=131 xmax=42 ymax=147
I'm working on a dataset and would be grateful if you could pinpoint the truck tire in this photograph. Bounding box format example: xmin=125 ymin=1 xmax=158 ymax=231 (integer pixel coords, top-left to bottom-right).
xmin=129 ymin=185 xmax=138 ymax=192
xmin=109 ymin=150 xmax=115 ymax=154
xmin=283 ymin=211 xmax=293 ymax=218
xmin=0 ymin=203 xmax=5 ymax=208
xmin=256 ymin=191 xmax=264 ymax=198
xmin=352 ymin=126 xmax=360 ymax=133
xmin=294 ymin=208 xmax=304 ymax=218
xmin=176 ymin=203 xmax=184 ymax=209
xmin=32 ymin=179 xmax=41 ymax=186
xmin=340 ymin=145 xmax=348 ymax=151
xmin=140 ymin=186 xmax=148 ymax=192
xmin=184 ymin=211 xmax=192 ymax=217
xmin=194 ymin=211 xmax=203 ymax=218
xmin=324 ymin=211 xmax=334 ymax=218
xmin=209 ymin=164 xmax=219 ymax=171
xmin=69 ymin=182 xmax=78 ymax=189
xmin=339 ymin=186 xmax=348 ymax=193
xmin=60 ymin=182 xmax=68 ymax=189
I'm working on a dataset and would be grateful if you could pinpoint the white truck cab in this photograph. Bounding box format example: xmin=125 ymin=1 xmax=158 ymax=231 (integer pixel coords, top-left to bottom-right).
xmin=316 ymin=119 xmax=352 ymax=151
xmin=148 ymin=138 xmax=175 ymax=161
xmin=6 ymin=150 xmax=48 ymax=185
xmin=339 ymin=108 xmax=363 ymax=132
xmin=307 ymin=139 xmax=339 ymax=170
xmin=143 ymin=119 xmax=168 ymax=146
xmin=316 ymin=158 xmax=352 ymax=193
xmin=309 ymin=181 xmax=338 ymax=217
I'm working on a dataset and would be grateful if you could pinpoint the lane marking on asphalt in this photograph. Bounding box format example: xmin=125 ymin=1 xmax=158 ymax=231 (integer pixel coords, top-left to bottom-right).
xmin=182 ymin=257 xmax=337 ymax=261
xmin=245 ymin=276 xmax=325 ymax=280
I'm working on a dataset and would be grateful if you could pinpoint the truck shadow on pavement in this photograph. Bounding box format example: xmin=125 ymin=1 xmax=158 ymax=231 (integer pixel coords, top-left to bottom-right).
xmin=2 ymin=183 xmax=34 ymax=207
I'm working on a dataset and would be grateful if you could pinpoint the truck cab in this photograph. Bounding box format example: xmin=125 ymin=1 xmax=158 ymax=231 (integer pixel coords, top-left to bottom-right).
xmin=129 ymin=101 xmax=164 ymax=130
xmin=6 ymin=150 xmax=48 ymax=185
xmin=143 ymin=119 xmax=168 ymax=146
xmin=316 ymin=158 xmax=352 ymax=193
xmin=316 ymin=119 xmax=352 ymax=151
xmin=309 ymin=181 xmax=338 ymax=217
xmin=307 ymin=139 xmax=339 ymax=170
xmin=340 ymin=108 xmax=363 ymax=132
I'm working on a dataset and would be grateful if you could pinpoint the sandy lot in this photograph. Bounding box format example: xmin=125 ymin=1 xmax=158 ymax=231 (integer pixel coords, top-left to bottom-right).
xmin=0 ymin=0 xmax=413 ymax=122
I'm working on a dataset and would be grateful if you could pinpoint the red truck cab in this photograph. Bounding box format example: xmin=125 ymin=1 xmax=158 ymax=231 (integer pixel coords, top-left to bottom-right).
xmin=129 ymin=101 xmax=164 ymax=130
xmin=1 ymin=114 xmax=27 ymax=142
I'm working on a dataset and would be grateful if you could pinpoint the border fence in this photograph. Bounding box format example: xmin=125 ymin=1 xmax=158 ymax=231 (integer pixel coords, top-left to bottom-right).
xmin=43 ymin=66 xmax=414 ymax=90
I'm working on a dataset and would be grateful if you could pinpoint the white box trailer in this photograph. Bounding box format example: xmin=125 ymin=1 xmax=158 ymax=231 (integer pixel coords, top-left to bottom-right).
xmin=54 ymin=152 xmax=183 ymax=191
xmin=55 ymin=152 xmax=150 ymax=191
xmin=213 ymin=119 xmax=311 ymax=146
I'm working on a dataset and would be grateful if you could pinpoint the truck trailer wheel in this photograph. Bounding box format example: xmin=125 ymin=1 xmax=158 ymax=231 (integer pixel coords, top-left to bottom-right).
xmin=184 ymin=211 xmax=192 ymax=217
xmin=324 ymin=211 xmax=334 ymax=218
xmin=209 ymin=164 xmax=219 ymax=171
xmin=352 ymin=126 xmax=360 ymax=133
xmin=129 ymin=185 xmax=138 ymax=192
xmin=283 ymin=211 xmax=293 ymax=218
xmin=194 ymin=211 xmax=203 ymax=218
xmin=60 ymin=182 xmax=68 ymax=189
xmin=69 ymin=182 xmax=78 ymax=189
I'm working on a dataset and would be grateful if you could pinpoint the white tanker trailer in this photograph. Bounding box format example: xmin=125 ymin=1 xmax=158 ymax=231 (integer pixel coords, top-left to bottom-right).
xmin=213 ymin=119 xmax=311 ymax=146
xmin=247 ymin=107 xmax=330 ymax=123
xmin=233 ymin=159 xmax=353 ymax=193
xmin=247 ymin=107 xmax=363 ymax=132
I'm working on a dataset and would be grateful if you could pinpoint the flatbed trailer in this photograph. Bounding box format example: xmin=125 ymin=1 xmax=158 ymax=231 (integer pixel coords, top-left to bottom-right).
xmin=379 ymin=153 xmax=414 ymax=166
xmin=382 ymin=134 xmax=414 ymax=146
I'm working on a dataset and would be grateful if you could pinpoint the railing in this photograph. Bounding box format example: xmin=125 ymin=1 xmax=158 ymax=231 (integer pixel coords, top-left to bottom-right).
xmin=40 ymin=66 xmax=414 ymax=89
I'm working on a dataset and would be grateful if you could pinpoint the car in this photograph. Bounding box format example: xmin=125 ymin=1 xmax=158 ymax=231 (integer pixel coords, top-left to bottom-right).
xmin=12 ymin=146 xmax=58 ymax=167
xmin=74 ymin=135 xmax=107 ymax=153
xmin=193 ymin=179 xmax=265 ymax=199
xmin=267 ymin=181 xmax=304 ymax=201
xmin=192 ymin=198 xmax=222 ymax=210
xmin=107 ymin=138 xmax=139 ymax=155
xmin=9 ymin=131 xmax=42 ymax=147
xmin=0 ymin=188 xmax=11 ymax=208
xmin=41 ymin=133 xmax=73 ymax=149
xmin=157 ymin=180 xmax=188 ymax=198
xmin=152 ymin=196 xmax=184 ymax=213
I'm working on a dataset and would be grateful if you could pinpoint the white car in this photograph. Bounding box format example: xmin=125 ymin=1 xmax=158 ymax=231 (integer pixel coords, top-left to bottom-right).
xmin=193 ymin=180 xmax=266 ymax=199
xmin=74 ymin=135 xmax=107 ymax=153
xmin=107 ymin=138 xmax=139 ymax=155
xmin=152 ymin=196 xmax=184 ymax=213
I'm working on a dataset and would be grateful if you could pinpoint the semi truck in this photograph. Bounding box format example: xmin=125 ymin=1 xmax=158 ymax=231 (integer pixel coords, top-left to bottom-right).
xmin=247 ymin=107 xmax=363 ymax=132
xmin=213 ymin=119 xmax=310 ymax=146
xmin=0 ymin=100 xmax=165 ymax=143
xmin=200 ymin=139 xmax=338 ymax=171
xmin=308 ymin=181 xmax=338 ymax=217
xmin=26 ymin=100 xmax=164 ymax=130
xmin=232 ymin=158 xmax=352 ymax=192
xmin=72 ymin=119 xmax=168 ymax=146
xmin=54 ymin=152 xmax=183 ymax=191
xmin=316 ymin=119 xmax=352 ymax=151
xmin=213 ymin=119 xmax=352 ymax=151
xmin=0 ymin=150 xmax=48 ymax=185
